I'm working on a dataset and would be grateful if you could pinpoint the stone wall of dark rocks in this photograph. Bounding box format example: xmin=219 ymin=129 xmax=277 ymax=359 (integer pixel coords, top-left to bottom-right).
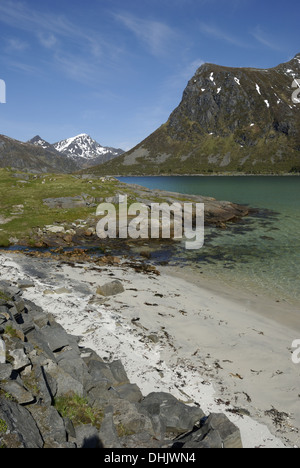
xmin=0 ymin=280 xmax=243 ymax=449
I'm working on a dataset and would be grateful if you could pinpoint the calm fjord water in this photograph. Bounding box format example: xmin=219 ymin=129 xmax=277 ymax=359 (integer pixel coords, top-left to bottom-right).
xmin=119 ymin=176 xmax=300 ymax=305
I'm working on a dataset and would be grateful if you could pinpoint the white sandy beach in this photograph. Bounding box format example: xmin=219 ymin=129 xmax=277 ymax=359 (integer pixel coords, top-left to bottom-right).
xmin=0 ymin=251 xmax=299 ymax=448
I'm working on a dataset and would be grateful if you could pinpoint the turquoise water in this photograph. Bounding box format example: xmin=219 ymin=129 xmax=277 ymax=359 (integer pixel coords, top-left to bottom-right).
xmin=119 ymin=176 xmax=300 ymax=305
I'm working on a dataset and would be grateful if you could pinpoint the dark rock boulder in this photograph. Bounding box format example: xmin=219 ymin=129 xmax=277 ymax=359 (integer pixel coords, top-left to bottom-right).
xmin=140 ymin=392 xmax=205 ymax=438
xmin=173 ymin=413 xmax=243 ymax=449
xmin=0 ymin=398 xmax=44 ymax=448
xmin=96 ymin=280 xmax=125 ymax=297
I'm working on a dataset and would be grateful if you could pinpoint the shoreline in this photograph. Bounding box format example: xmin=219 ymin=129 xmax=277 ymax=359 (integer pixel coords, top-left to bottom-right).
xmin=161 ymin=264 xmax=300 ymax=333
xmin=116 ymin=174 xmax=300 ymax=178
xmin=0 ymin=251 xmax=299 ymax=448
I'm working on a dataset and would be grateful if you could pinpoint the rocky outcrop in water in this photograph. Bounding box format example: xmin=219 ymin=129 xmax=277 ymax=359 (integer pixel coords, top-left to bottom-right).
xmin=0 ymin=280 xmax=243 ymax=449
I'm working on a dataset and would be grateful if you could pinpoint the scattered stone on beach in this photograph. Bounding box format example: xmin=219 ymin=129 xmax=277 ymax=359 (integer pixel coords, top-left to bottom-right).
xmin=0 ymin=281 xmax=243 ymax=449
xmin=147 ymin=333 xmax=160 ymax=343
xmin=96 ymin=280 xmax=125 ymax=297
xmin=43 ymin=288 xmax=71 ymax=296
xmin=17 ymin=280 xmax=35 ymax=290
xmin=54 ymin=287 xmax=72 ymax=295
xmin=43 ymin=289 xmax=55 ymax=296
xmin=88 ymin=296 xmax=108 ymax=306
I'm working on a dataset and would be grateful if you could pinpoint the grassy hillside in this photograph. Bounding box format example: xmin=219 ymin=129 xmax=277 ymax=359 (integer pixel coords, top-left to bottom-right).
xmin=0 ymin=169 xmax=120 ymax=246
xmin=84 ymin=54 xmax=300 ymax=176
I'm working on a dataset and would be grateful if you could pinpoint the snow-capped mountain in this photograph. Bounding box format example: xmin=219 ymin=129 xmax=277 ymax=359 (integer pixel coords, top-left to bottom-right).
xmin=28 ymin=135 xmax=56 ymax=152
xmin=53 ymin=133 xmax=124 ymax=163
xmin=28 ymin=133 xmax=124 ymax=169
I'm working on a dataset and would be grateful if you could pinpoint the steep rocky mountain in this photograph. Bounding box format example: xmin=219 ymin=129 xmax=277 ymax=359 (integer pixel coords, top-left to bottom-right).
xmin=0 ymin=134 xmax=77 ymax=173
xmin=88 ymin=53 xmax=300 ymax=175
xmin=53 ymin=133 xmax=124 ymax=168
xmin=29 ymin=133 xmax=124 ymax=170
xmin=28 ymin=135 xmax=56 ymax=152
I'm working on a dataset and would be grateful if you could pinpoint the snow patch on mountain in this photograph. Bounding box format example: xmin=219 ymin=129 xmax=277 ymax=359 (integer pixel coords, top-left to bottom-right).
xmin=53 ymin=134 xmax=123 ymax=161
xmin=28 ymin=136 xmax=54 ymax=151
xmin=28 ymin=133 xmax=124 ymax=169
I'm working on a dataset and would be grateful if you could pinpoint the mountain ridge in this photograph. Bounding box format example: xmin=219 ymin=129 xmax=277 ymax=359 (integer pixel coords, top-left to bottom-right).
xmin=0 ymin=133 xmax=124 ymax=173
xmin=28 ymin=133 xmax=124 ymax=170
xmin=0 ymin=134 xmax=77 ymax=173
xmin=86 ymin=53 xmax=300 ymax=175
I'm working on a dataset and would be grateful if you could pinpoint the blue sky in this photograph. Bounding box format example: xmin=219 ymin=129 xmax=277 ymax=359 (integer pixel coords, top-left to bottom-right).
xmin=0 ymin=0 xmax=299 ymax=150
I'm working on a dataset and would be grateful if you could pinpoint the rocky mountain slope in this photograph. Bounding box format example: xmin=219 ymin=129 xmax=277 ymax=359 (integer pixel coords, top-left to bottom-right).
xmin=27 ymin=136 xmax=55 ymax=152
xmin=0 ymin=134 xmax=77 ymax=173
xmin=89 ymin=53 xmax=300 ymax=175
xmin=28 ymin=134 xmax=124 ymax=170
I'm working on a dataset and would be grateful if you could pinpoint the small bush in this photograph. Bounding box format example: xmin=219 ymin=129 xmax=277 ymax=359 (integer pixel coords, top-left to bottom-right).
xmin=0 ymin=419 xmax=8 ymax=434
xmin=54 ymin=392 xmax=104 ymax=429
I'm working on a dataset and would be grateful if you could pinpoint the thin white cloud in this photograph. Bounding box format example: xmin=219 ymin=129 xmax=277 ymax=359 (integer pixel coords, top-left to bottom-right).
xmin=199 ymin=22 xmax=248 ymax=48
xmin=251 ymin=26 xmax=283 ymax=52
xmin=0 ymin=0 xmax=117 ymax=60
xmin=5 ymin=60 xmax=41 ymax=75
xmin=53 ymin=51 xmax=102 ymax=85
xmin=0 ymin=1 xmax=86 ymax=45
xmin=5 ymin=37 xmax=29 ymax=52
xmin=0 ymin=0 xmax=123 ymax=84
xmin=113 ymin=12 xmax=178 ymax=57
xmin=37 ymin=33 xmax=58 ymax=50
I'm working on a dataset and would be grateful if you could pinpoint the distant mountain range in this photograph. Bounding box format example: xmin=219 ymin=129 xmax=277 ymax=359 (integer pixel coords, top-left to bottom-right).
xmin=86 ymin=53 xmax=300 ymax=175
xmin=28 ymin=134 xmax=124 ymax=170
xmin=0 ymin=134 xmax=75 ymax=173
xmin=0 ymin=133 xmax=123 ymax=173
xmin=1 ymin=54 xmax=300 ymax=175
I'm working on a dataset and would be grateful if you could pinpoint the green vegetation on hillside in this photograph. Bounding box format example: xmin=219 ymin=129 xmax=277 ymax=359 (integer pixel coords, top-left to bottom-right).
xmin=0 ymin=169 xmax=123 ymax=246
xmin=83 ymin=127 xmax=300 ymax=176
xmin=82 ymin=55 xmax=300 ymax=176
